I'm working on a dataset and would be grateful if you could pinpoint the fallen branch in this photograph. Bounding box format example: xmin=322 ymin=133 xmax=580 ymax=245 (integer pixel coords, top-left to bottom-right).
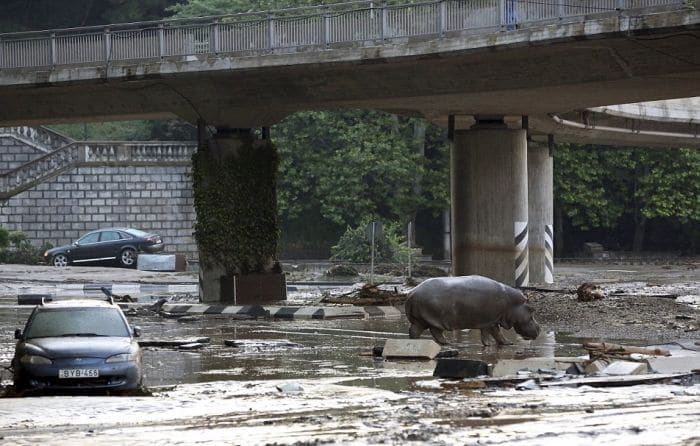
xmin=583 ymin=342 xmax=671 ymax=357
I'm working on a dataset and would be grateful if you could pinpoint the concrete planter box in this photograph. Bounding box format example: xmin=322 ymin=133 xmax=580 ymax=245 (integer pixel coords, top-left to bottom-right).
xmin=137 ymin=254 xmax=187 ymax=271
xmin=220 ymin=273 xmax=287 ymax=304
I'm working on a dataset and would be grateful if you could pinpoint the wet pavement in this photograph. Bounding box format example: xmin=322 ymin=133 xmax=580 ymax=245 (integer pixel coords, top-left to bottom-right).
xmin=0 ymin=263 xmax=698 ymax=445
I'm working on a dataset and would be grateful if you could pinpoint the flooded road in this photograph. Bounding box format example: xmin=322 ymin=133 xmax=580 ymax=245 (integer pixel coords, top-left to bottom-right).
xmin=0 ymin=263 xmax=698 ymax=445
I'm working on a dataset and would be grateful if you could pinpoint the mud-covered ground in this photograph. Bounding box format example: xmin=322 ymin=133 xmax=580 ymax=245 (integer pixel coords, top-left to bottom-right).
xmin=0 ymin=261 xmax=698 ymax=445
xmin=525 ymin=262 xmax=700 ymax=343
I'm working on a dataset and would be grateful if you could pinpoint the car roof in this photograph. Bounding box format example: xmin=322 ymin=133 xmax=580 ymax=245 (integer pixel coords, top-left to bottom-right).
xmin=37 ymin=299 xmax=118 ymax=309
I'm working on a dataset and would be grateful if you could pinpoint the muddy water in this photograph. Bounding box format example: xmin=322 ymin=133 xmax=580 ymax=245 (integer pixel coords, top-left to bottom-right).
xmin=2 ymin=303 xmax=583 ymax=389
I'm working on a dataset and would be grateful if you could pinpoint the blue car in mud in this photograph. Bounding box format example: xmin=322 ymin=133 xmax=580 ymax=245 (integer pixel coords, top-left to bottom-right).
xmin=12 ymin=298 xmax=143 ymax=395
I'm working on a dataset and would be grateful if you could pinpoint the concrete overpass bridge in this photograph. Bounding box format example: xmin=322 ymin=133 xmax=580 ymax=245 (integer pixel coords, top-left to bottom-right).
xmin=0 ymin=0 xmax=698 ymax=298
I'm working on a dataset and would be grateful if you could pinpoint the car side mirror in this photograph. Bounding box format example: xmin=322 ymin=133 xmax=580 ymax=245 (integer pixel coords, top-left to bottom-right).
xmin=133 ymin=327 xmax=141 ymax=338
xmin=72 ymin=241 xmax=79 ymax=246
xmin=14 ymin=328 xmax=22 ymax=340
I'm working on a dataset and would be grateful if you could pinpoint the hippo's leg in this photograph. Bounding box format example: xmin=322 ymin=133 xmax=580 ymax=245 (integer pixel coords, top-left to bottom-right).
xmin=481 ymin=325 xmax=511 ymax=346
xmin=429 ymin=328 xmax=448 ymax=345
xmin=408 ymin=323 xmax=425 ymax=339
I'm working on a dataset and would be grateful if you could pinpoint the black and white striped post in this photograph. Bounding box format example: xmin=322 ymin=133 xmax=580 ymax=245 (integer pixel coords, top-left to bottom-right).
xmin=514 ymin=221 xmax=529 ymax=287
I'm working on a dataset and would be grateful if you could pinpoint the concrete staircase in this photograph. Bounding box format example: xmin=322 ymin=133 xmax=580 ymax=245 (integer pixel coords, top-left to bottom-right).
xmin=0 ymin=127 xmax=197 ymax=200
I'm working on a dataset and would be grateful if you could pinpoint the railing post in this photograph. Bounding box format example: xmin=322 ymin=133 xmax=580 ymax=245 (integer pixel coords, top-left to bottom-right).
xmin=104 ymin=27 xmax=111 ymax=64
xmin=558 ymin=0 xmax=564 ymax=18
xmin=50 ymin=33 xmax=57 ymax=66
xmin=268 ymin=14 xmax=276 ymax=49
xmin=212 ymin=20 xmax=220 ymax=53
xmin=380 ymin=2 xmax=387 ymax=41
xmin=159 ymin=23 xmax=165 ymax=58
xmin=323 ymin=10 xmax=330 ymax=48
xmin=439 ymin=0 xmax=447 ymax=37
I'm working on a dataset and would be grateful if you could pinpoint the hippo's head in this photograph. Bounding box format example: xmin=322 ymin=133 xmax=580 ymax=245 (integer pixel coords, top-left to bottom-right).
xmin=499 ymin=289 xmax=541 ymax=340
xmin=510 ymin=303 xmax=540 ymax=340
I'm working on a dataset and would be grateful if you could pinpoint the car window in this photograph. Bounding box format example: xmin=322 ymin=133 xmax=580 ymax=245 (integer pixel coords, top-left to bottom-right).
xmin=77 ymin=232 xmax=100 ymax=245
xmin=100 ymin=231 xmax=123 ymax=242
xmin=123 ymin=228 xmax=148 ymax=237
xmin=25 ymin=308 xmax=131 ymax=338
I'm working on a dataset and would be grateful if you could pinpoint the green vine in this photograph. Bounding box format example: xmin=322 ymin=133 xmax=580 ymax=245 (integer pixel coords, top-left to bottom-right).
xmin=192 ymin=138 xmax=280 ymax=274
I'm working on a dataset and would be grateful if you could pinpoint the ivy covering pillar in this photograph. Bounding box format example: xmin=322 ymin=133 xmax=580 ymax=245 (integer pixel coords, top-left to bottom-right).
xmin=192 ymin=128 xmax=285 ymax=303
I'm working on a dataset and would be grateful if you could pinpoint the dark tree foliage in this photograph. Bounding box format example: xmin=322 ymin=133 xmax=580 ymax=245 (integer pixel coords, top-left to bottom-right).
xmin=0 ymin=0 xmax=178 ymax=32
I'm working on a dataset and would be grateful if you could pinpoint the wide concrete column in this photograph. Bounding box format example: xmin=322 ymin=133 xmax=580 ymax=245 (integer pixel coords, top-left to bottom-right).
xmin=195 ymin=127 xmax=285 ymax=304
xmin=451 ymin=119 xmax=529 ymax=287
xmin=527 ymin=140 xmax=554 ymax=284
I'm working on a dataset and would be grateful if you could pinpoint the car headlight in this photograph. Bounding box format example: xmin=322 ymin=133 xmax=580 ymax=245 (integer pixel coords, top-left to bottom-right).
xmin=43 ymin=251 xmax=49 ymax=257
xmin=106 ymin=353 xmax=135 ymax=363
xmin=20 ymin=354 xmax=52 ymax=365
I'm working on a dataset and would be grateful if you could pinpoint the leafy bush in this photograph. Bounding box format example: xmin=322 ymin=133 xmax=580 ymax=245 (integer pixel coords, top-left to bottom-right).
xmin=330 ymin=218 xmax=417 ymax=264
xmin=0 ymin=228 xmax=50 ymax=265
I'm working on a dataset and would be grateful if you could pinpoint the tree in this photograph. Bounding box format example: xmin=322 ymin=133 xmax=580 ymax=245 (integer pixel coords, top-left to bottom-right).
xmin=554 ymin=144 xmax=700 ymax=254
xmin=167 ymin=0 xmax=320 ymax=18
xmin=0 ymin=0 xmax=178 ymax=32
xmin=272 ymin=110 xmax=449 ymax=256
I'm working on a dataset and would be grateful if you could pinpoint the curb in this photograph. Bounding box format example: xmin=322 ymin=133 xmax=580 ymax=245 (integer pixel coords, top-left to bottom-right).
xmin=160 ymin=303 xmax=403 ymax=320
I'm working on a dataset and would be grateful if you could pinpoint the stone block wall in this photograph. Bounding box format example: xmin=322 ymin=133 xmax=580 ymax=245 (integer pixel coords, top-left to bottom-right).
xmin=0 ymin=164 xmax=198 ymax=259
xmin=0 ymin=134 xmax=45 ymax=173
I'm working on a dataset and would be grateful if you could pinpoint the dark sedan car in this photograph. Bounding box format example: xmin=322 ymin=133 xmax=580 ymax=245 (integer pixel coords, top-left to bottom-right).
xmin=12 ymin=298 xmax=143 ymax=395
xmin=44 ymin=227 xmax=164 ymax=267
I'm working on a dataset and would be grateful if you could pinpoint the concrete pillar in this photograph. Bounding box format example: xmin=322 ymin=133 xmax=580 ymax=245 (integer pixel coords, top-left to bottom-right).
xmin=195 ymin=127 xmax=285 ymax=303
xmin=527 ymin=140 xmax=554 ymax=284
xmin=451 ymin=119 xmax=529 ymax=287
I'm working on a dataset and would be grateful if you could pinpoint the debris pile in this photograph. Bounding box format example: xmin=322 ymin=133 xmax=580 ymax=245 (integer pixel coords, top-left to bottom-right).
xmin=320 ymin=284 xmax=406 ymax=306
xmin=324 ymin=264 xmax=359 ymax=277
xmin=576 ymin=283 xmax=606 ymax=301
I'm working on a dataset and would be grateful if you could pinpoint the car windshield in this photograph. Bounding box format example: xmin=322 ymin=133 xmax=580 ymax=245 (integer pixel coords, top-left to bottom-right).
xmin=25 ymin=307 xmax=130 ymax=338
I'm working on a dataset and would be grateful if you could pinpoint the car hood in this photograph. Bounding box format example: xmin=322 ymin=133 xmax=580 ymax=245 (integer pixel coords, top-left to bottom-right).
xmin=24 ymin=337 xmax=134 ymax=358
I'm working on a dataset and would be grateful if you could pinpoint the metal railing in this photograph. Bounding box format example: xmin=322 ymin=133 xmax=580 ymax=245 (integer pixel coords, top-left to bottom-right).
xmin=0 ymin=141 xmax=196 ymax=199
xmin=0 ymin=0 xmax=689 ymax=69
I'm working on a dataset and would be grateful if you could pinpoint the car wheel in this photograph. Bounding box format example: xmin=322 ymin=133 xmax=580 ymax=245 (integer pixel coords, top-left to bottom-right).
xmin=51 ymin=254 xmax=69 ymax=267
xmin=119 ymin=248 xmax=137 ymax=268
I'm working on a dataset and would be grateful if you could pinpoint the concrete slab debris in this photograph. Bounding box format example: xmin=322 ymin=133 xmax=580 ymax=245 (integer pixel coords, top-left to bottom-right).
xmin=600 ymin=361 xmax=648 ymax=376
xmin=382 ymin=339 xmax=441 ymax=360
xmin=585 ymin=359 xmax=611 ymax=375
xmin=490 ymin=357 xmax=585 ymax=377
xmin=433 ymin=359 xmax=489 ymax=379
xmin=137 ymin=254 xmax=187 ymax=272
xmin=646 ymin=356 xmax=700 ymax=374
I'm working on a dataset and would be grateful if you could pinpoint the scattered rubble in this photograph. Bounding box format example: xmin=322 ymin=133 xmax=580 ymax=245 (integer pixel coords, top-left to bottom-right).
xmin=224 ymin=339 xmax=305 ymax=352
xmin=139 ymin=337 xmax=210 ymax=348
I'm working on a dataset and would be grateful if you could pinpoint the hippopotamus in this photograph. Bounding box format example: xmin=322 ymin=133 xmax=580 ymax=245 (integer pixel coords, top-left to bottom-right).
xmin=405 ymin=275 xmax=540 ymax=345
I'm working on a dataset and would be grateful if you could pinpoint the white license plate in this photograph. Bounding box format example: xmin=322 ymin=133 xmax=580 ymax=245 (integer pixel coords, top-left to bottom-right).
xmin=58 ymin=368 xmax=99 ymax=379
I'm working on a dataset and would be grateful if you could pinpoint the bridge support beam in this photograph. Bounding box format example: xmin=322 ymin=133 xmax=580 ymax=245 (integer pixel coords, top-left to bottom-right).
xmin=451 ymin=118 xmax=529 ymax=287
xmin=194 ymin=127 xmax=286 ymax=303
xmin=527 ymin=140 xmax=554 ymax=284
